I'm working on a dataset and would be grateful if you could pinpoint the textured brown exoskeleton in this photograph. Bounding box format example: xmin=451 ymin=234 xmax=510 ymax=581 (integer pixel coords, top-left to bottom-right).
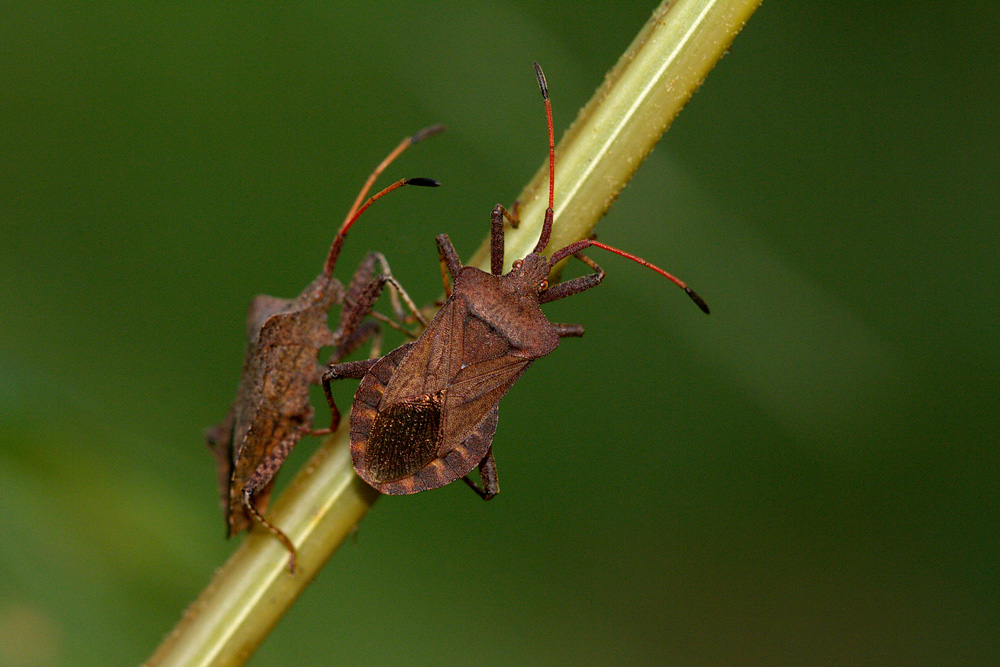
xmin=321 ymin=63 xmax=709 ymax=500
xmin=206 ymin=126 xmax=442 ymax=571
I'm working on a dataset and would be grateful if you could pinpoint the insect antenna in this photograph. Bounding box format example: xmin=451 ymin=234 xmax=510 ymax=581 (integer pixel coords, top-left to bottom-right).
xmin=527 ymin=62 xmax=707 ymax=314
xmin=549 ymin=239 xmax=710 ymax=313
xmin=532 ymin=61 xmax=556 ymax=255
xmin=323 ymin=124 xmax=445 ymax=277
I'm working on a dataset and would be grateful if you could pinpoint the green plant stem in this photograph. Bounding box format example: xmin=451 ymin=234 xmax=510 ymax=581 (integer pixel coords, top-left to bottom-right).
xmin=466 ymin=0 xmax=762 ymax=272
xmin=145 ymin=1 xmax=761 ymax=665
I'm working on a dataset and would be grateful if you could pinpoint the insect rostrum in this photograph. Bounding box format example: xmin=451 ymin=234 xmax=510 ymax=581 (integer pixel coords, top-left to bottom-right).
xmin=323 ymin=63 xmax=708 ymax=502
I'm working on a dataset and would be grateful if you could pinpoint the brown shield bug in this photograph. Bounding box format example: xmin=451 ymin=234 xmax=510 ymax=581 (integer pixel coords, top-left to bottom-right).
xmin=320 ymin=63 xmax=708 ymax=500
xmin=206 ymin=125 xmax=442 ymax=571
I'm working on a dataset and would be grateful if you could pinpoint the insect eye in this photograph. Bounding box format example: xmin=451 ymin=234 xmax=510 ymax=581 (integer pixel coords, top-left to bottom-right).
xmin=538 ymin=280 xmax=548 ymax=292
xmin=512 ymin=260 xmax=523 ymax=269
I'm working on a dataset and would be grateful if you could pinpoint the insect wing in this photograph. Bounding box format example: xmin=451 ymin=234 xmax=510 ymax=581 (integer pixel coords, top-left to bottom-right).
xmin=379 ymin=298 xmax=530 ymax=444
xmin=441 ymin=342 xmax=530 ymax=441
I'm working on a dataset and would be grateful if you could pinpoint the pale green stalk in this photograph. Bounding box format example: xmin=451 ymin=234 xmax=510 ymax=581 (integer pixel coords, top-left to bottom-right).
xmin=146 ymin=2 xmax=761 ymax=665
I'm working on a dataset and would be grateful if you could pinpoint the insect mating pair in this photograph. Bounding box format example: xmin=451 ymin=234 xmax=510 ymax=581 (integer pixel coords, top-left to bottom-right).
xmin=209 ymin=62 xmax=708 ymax=572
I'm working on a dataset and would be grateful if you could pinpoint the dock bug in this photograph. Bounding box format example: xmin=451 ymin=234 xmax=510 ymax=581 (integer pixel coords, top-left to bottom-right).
xmin=321 ymin=63 xmax=708 ymax=500
xmin=206 ymin=125 xmax=442 ymax=571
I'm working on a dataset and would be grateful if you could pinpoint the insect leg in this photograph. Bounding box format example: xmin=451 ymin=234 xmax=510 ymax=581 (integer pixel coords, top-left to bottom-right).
xmin=335 ymin=258 xmax=427 ymax=349
xmin=241 ymin=429 xmax=305 ymax=572
xmin=488 ymin=204 xmax=520 ymax=275
xmin=373 ymin=253 xmax=428 ymax=331
xmin=461 ymin=446 xmax=499 ymax=500
xmin=436 ymin=234 xmax=462 ymax=295
xmin=508 ymin=200 xmax=521 ymax=228
xmin=489 ymin=204 xmax=516 ymax=276
xmin=539 ymin=251 xmax=605 ymax=304
xmin=321 ymin=357 xmax=381 ymax=433
xmin=313 ymin=322 xmax=382 ymax=433
xmin=205 ymin=409 xmax=235 ymax=525
xmin=490 ymin=204 xmax=504 ymax=276
xmin=551 ymin=323 xmax=585 ymax=338
xmin=325 ymin=320 xmax=381 ymax=368
xmin=369 ymin=251 xmax=416 ymax=324
xmin=332 ymin=253 xmax=380 ymax=340
xmin=335 ymin=253 xmax=385 ymax=338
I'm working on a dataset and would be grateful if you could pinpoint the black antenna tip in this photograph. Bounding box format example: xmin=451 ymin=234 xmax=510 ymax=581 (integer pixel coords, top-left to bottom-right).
xmin=405 ymin=177 xmax=441 ymax=187
xmin=685 ymin=287 xmax=710 ymax=314
xmin=533 ymin=61 xmax=549 ymax=100
xmin=411 ymin=124 xmax=446 ymax=143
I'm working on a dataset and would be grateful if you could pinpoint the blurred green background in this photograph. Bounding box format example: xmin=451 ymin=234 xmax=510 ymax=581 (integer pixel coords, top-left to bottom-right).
xmin=2 ymin=2 xmax=997 ymax=665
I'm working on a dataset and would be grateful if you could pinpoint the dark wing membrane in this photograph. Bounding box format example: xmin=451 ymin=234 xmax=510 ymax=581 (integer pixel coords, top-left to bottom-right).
xmin=366 ymin=391 xmax=445 ymax=483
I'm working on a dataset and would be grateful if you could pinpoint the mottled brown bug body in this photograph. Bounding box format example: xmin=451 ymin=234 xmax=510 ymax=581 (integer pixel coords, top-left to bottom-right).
xmin=322 ymin=64 xmax=708 ymax=501
xmin=208 ymin=266 xmax=376 ymax=536
xmin=208 ymin=277 xmax=340 ymax=536
xmin=207 ymin=127 xmax=442 ymax=570
xmin=349 ymin=256 xmax=559 ymax=494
